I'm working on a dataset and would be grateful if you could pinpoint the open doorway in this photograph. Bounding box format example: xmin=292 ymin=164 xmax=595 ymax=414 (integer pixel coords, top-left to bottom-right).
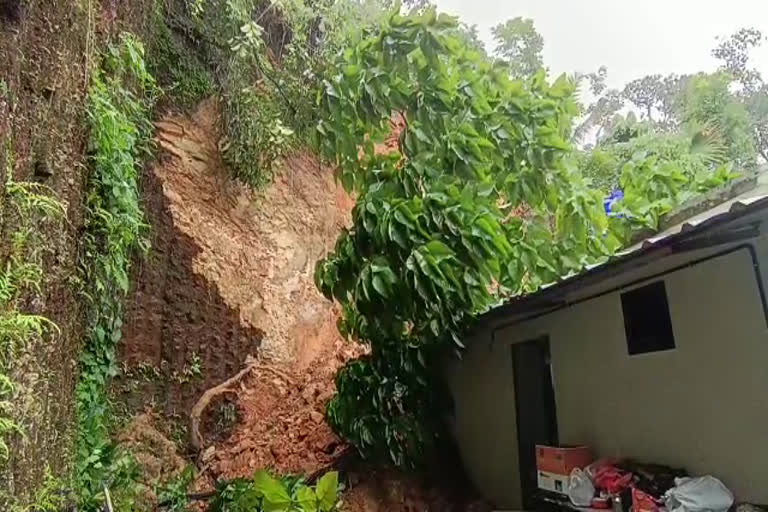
xmin=511 ymin=336 xmax=559 ymax=509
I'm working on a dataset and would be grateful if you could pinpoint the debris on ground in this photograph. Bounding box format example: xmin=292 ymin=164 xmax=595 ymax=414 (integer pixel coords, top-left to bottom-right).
xmin=116 ymin=412 xmax=188 ymax=506
xmin=200 ymin=339 xmax=363 ymax=481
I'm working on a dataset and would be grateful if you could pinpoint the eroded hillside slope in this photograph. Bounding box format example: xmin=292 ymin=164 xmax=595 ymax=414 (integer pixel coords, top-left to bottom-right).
xmin=115 ymin=98 xmax=487 ymax=511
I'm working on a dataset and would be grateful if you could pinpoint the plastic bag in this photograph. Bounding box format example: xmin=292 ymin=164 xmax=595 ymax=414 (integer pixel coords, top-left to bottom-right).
xmin=569 ymin=468 xmax=596 ymax=507
xmin=664 ymin=476 xmax=734 ymax=512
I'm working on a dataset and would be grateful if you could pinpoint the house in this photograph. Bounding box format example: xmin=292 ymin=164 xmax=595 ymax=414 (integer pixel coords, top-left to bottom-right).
xmin=444 ymin=177 xmax=768 ymax=509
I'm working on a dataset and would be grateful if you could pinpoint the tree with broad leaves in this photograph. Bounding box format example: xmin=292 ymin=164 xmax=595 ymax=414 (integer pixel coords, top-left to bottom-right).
xmin=315 ymin=8 xmax=616 ymax=468
xmin=312 ymin=7 xmax=731 ymax=470
xmin=491 ymin=17 xmax=545 ymax=79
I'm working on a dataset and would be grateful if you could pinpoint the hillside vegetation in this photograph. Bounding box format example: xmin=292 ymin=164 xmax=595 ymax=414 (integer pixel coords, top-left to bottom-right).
xmin=0 ymin=0 xmax=765 ymax=511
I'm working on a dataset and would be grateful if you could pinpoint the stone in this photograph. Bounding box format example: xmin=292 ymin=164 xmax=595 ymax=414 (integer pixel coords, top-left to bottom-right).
xmin=201 ymin=445 xmax=216 ymax=463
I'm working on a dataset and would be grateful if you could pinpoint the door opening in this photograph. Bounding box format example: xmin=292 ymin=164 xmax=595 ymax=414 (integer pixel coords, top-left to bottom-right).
xmin=511 ymin=336 xmax=558 ymax=509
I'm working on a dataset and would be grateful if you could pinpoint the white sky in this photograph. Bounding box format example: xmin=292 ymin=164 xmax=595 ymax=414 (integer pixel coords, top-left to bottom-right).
xmin=433 ymin=0 xmax=768 ymax=92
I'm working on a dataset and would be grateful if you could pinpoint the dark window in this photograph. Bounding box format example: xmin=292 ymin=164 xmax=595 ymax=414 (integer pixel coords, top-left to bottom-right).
xmin=620 ymin=281 xmax=675 ymax=355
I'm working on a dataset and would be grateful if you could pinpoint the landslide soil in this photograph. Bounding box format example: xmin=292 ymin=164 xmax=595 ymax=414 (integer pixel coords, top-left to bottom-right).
xmin=116 ymin=96 xmax=357 ymax=483
xmin=117 ymin=98 xmax=487 ymax=511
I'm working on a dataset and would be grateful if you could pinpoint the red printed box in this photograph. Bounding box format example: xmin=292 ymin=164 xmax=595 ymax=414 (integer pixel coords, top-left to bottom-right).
xmin=536 ymin=445 xmax=592 ymax=475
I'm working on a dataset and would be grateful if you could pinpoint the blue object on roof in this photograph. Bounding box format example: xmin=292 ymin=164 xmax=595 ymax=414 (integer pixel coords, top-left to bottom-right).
xmin=603 ymin=189 xmax=624 ymax=216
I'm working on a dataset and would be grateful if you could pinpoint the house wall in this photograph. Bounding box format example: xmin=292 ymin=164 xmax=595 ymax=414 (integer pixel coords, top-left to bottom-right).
xmin=445 ymin=239 xmax=768 ymax=508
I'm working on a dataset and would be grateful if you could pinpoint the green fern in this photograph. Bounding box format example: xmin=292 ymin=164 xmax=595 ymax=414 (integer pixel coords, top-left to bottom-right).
xmin=0 ymin=376 xmax=21 ymax=460
xmin=5 ymin=181 xmax=67 ymax=220
xmin=0 ymin=312 xmax=59 ymax=352
xmin=8 ymin=466 xmax=71 ymax=512
xmin=0 ymin=170 xmax=65 ymax=463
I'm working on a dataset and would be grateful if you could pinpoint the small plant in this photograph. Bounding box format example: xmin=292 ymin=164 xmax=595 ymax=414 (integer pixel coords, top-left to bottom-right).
xmin=220 ymin=37 xmax=296 ymax=187
xmin=167 ymin=420 xmax=189 ymax=453
xmin=188 ymin=351 xmax=203 ymax=378
xmin=215 ymin=400 xmax=238 ymax=434
xmin=0 ymin=376 xmax=22 ymax=460
xmin=148 ymin=0 xmax=214 ymax=109
xmin=8 ymin=467 xmax=72 ymax=512
xmin=189 ymin=0 xmax=385 ymax=188
xmin=123 ymin=360 xmax=162 ymax=382
xmin=156 ymin=466 xmax=196 ymax=512
xmin=172 ymin=351 xmax=204 ymax=384
xmin=209 ymin=470 xmax=340 ymax=512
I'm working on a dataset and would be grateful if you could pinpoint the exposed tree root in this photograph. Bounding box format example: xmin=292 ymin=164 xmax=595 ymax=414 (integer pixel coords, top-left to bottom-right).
xmin=189 ymin=356 xmax=293 ymax=453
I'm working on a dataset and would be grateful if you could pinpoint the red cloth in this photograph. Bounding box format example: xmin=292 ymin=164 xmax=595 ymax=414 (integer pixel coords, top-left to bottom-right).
xmin=593 ymin=465 xmax=634 ymax=494
xmin=631 ymin=487 xmax=662 ymax=512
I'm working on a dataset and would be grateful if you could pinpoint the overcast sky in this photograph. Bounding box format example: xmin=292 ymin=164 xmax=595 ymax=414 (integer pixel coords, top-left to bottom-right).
xmin=433 ymin=0 xmax=768 ymax=92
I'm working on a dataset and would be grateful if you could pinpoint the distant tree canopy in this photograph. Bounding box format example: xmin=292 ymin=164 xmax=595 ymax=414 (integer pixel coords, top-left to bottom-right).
xmin=491 ymin=17 xmax=545 ymax=79
xmin=572 ymin=27 xmax=767 ymax=194
xmin=712 ymin=27 xmax=768 ymax=161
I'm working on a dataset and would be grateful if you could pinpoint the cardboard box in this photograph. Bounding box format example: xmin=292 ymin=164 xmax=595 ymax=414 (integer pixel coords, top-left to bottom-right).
xmin=537 ymin=470 xmax=568 ymax=495
xmin=536 ymin=444 xmax=592 ymax=475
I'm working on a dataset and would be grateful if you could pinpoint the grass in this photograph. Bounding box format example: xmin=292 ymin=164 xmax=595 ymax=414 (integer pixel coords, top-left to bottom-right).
xmin=155 ymin=465 xmax=195 ymax=512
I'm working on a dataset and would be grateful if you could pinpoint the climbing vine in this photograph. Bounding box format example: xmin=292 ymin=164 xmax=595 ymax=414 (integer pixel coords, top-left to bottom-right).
xmin=76 ymin=33 xmax=155 ymax=511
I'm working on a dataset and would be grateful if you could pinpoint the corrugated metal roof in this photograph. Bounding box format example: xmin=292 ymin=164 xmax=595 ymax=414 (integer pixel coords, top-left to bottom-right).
xmin=483 ymin=176 xmax=768 ymax=321
xmin=629 ymin=193 xmax=768 ymax=252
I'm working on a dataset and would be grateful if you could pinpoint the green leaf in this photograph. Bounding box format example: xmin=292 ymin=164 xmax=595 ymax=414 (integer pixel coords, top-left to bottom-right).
xmin=388 ymin=221 xmax=408 ymax=249
xmin=295 ymin=485 xmax=318 ymax=512
xmin=315 ymin=471 xmax=339 ymax=511
xmin=254 ymin=470 xmax=292 ymax=511
xmin=372 ymin=274 xmax=390 ymax=297
xmin=424 ymin=240 xmax=454 ymax=262
xmin=393 ymin=208 xmax=415 ymax=230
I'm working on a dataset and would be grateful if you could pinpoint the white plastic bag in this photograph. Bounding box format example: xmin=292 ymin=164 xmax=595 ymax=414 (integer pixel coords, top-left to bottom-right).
xmin=568 ymin=468 xmax=595 ymax=507
xmin=664 ymin=476 xmax=734 ymax=512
